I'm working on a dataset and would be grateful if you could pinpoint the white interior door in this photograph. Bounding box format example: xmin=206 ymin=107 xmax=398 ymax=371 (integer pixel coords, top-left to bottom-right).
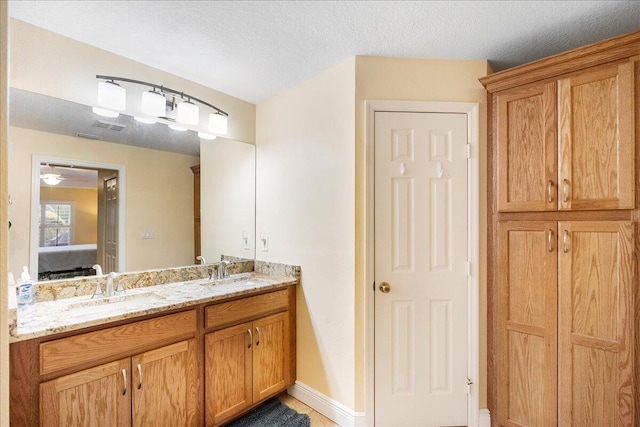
xmin=374 ymin=111 xmax=469 ymax=426
xmin=104 ymin=175 xmax=118 ymax=273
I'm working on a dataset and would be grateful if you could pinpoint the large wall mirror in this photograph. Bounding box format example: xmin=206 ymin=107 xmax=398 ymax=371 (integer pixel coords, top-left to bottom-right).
xmin=8 ymin=88 xmax=255 ymax=281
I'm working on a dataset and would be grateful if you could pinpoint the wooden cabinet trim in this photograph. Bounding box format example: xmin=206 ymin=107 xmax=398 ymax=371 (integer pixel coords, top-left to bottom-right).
xmin=40 ymin=310 xmax=196 ymax=376
xmin=204 ymin=289 xmax=289 ymax=330
xmin=480 ymin=30 xmax=640 ymax=93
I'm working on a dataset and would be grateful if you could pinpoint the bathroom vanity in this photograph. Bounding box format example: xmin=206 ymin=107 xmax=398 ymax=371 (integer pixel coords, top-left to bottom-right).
xmin=9 ymin=267 xmax=297 ymax=427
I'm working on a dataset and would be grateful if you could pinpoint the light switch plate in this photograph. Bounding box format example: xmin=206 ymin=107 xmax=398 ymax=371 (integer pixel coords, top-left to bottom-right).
xmin=243 ymin=231 xmax=250 ymax=250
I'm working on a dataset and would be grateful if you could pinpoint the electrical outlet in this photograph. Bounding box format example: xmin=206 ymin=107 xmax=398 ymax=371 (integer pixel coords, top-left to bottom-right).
xmin=141 ymin=230 xmax=155 ymax=239
xmin=260 ymin=233 xmax=268 ymax=252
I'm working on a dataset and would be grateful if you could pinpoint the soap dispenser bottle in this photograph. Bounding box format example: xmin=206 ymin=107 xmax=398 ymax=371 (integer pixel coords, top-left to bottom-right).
xmin=17 ymin=266 xmax=35 ymax=306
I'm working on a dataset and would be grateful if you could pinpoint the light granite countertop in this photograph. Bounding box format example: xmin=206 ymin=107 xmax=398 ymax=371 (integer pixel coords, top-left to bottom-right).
xmin=11 ymin=272 xmax=296 ymax=343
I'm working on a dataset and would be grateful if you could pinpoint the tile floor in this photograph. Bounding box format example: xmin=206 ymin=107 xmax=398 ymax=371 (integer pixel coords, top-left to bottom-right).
xmin=277 ymin=393 xmax=340 ymax=427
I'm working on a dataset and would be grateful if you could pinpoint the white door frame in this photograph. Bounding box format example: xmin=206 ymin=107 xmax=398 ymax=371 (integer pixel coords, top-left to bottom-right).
xmin=364 ymin=101 xmax=480 ymax=426
xmin=30 ymin=155 xmax=127 ymax=276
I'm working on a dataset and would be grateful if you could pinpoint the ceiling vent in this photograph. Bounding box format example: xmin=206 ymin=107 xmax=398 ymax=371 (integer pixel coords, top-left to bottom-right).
xmin=93 ymin=119 xmax=127 ymax=131
xmin=76 ymin=132 xmax=103 ymax=140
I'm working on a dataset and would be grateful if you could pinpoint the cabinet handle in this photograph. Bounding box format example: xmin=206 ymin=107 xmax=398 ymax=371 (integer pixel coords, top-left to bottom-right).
xmin=121 ymin=368 xmax=127 ymax=396
xmin=255 ymin=327 xmax=261 ymax=346
xmin=547 ymin=180 xmax=554 ymax=203
xmin=247 ymin=328 xmax=253 ymax=348
xmin=547 ymin=229 xmax=554 ymax=252
xmin=562 ymin=179 xmax=569 ymax=203
xmin=137 ymin=363 xmax=143 ymax=390
xmin=563 ymin=230 xmax=570 ymax=253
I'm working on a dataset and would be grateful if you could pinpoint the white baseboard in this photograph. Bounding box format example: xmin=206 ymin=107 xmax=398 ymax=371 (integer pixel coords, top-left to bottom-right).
xmin=478 ymin=408 xmax=491 ymax=427
xmin=288 ymin=381 xmax=366 ymax=426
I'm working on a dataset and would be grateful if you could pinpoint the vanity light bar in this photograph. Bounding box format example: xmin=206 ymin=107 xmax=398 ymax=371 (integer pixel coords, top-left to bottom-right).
xmin=95 ymin=75 xmax=229 ymax=134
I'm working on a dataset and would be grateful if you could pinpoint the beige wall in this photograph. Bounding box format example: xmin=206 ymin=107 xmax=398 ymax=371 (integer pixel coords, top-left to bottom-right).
xmin=40 ymin=187 xmax=98 ymax=245
xmin=9 ymin=19 xmax=256 ymax=144
xmin=354 ymin=56 xmax=490 ymax=410
xmin=1 ymin=1 xmax=9 ymax=425
xmin=256 ymin=58 xmax=357 ymax=408
xmin=257 ymin=56 xmax=490 ymax=415
xmin=8 ymin=126 xmax=198 ymax=276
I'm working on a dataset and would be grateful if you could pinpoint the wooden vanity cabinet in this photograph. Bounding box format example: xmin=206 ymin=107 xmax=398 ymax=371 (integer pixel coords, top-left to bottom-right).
xmin=495 ymin=61 xmax=635 ymax=212
xmin=40 ymin=339 xmax=198 ymax=427
xmin=11 ymin=310 xmax=199 ymax=427
xmin=10 ymin=286 xmax=296 ymax=427
xmin=204 ymin=289 xmax=293 ymax=426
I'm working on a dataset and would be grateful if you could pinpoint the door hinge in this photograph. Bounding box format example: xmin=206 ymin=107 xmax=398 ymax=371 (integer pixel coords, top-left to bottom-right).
xmin=467 ymin=378 xmax=473 ymax=394
xmin=466 ymin=143 xmax=471 ymax=159
xmin=466 ymin=261 xmax=471 ymax=277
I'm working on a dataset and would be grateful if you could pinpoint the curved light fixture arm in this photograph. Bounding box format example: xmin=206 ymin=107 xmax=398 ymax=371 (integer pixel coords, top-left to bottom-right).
xmin=96 ymin=75 xmax=228 ymax=116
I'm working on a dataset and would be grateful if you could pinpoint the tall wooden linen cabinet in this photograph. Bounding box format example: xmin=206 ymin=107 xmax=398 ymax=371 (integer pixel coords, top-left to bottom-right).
xmin=480 ymin=32 xmax=640 ymax=426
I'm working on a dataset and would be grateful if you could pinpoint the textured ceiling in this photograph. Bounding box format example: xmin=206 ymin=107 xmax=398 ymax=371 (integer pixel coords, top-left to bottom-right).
xmin=8 ymin=1 xmax=640 ymax=104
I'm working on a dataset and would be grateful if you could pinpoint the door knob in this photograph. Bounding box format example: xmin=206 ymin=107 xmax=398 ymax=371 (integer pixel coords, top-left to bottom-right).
xmin=379 ymin=282 xmax=391 ymax=293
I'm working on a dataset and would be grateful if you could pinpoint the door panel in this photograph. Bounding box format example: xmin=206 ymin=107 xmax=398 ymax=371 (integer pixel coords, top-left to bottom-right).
xmin=558 ymin=62 xmax=635 ymax=210
xmin=558 ymin=221 xmax=635 ymax=426
xmin=374 ymin=112 xmax=468 ymax=426
xmin=132 ymin=339 xmax=198 ymax=427
xmin=104 ymin=175 xmax=118 ymax=272
xmin=40 ymin=358 xmax=131 ymax=427
xmin=253 ymin=312 xmax=289 ymax=402
xmin=496 ymin=222 xmax=558 ymax=427
xmin=206 ymin=322 xmax=253 ymax=425
xmin=496 ymin=81 xmax=557 ymax=212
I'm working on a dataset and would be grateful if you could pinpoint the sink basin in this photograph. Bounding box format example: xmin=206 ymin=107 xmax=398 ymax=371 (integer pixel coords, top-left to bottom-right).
xmin=66 ymin=291 xmax=166 ymax=315
xmin=199 ymin=273 xmax=253 ymax=286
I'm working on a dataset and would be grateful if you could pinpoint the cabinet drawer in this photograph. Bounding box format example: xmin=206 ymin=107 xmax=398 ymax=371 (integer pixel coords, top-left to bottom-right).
xmin=40 ymin=310 xmax=196 ymax=375
xmin=205 ymin=289 xmax=288 ymax=330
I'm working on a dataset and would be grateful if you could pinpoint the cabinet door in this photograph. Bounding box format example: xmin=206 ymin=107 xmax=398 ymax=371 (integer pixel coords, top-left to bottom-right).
xmin=558 ymin=221 xmax=635 ymax=426
xmin=40 ymin=358 xmax=131 ymax=427
xmin=496 ymin=222 xmax=558 ymax=426
xmin=132 ymin=339 xmax=198 ymax=427
xmin=206 ymin=322 xmax=253 ymax=426
xmin=252 ymin=312 xmax=290 ymax=402
xmin=496 ymin=81 xmax=557 ymax=212
xmin=558 ymin=62 xmax=635 ymax=210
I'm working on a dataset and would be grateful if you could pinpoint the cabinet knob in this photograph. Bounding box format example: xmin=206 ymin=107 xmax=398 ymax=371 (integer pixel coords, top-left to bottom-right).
xmin=379 ymin=282 xmax=391 ymax=293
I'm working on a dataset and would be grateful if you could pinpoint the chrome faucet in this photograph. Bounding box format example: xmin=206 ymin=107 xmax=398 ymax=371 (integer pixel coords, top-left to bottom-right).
xmin=218 ymin=260 xmax=232 ymax=280
xmin=92 ymin=264 xmax=104 ymax=298
xmin=105 ymin=272 xmax=117 ymax=297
